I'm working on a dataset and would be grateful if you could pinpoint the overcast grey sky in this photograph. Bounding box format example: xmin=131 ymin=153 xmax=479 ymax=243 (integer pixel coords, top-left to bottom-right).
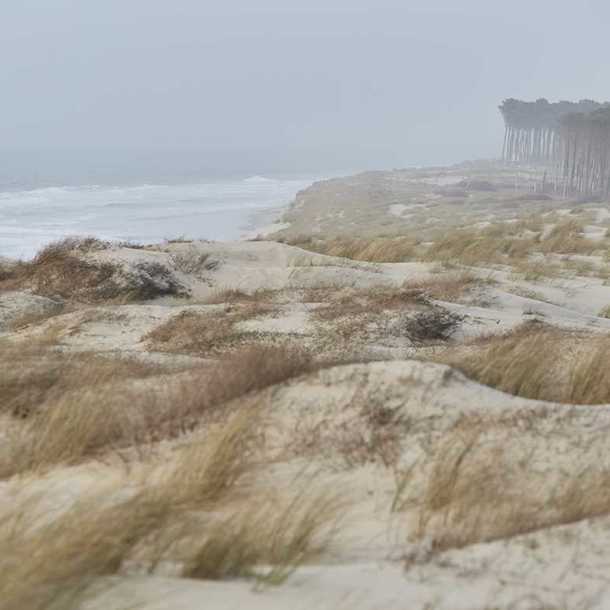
xmin=2 ymin=0 xmax=610 ymax=181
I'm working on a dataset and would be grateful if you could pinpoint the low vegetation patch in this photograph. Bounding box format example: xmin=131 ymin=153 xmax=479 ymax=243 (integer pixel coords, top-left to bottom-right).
xmin=0 ymin=342 xmax=163 ymax=419
xmin=309 ymin=286 xmax=425 ymax=323
xmin=407 ymin=271 xmax=485 ymax=302
xmin=0 ymin=340 xmax=316 ymax=478
xmin=510 ymin=257 xmax=562 ymax=281
xmin=286 ymin=235 xmax=420 ymax=262
xmin=144 ymin=302 xmax=273 ymax=355
xmin=212 ymin=344 xmax=316 ymax=398
xmin=0 ymin=259 xmax=21 ymax=283
xmin=0 ymin=238 xmax=187 ymax=303
xmin=309 ymin=273 xmax=483 ymax=327
xmin=184 ymin=485 xmax=340 ymax=584
xmin=5 ymin=302 xmax=66 ymax=332
xmin=204 ymin=288 xmax=277 ymax=305
xmin=0 ymin=398 xmax=341 ymax=610
xmin=539 ymin=219 xmax=598 ymax=255
xmin=423 ymin=218 xmax=603 ymax=274
xmin=169 ymin=249 xmax=218 ymax=275
xmin=0 ymin=413 xmax=248 ymax=609
xmin=308 ymin=284 xmax=464 ymax=349
xmin=434 ymin=323 xmax=610 ymax=404
xmin=0 ymin=344 xmax=179 ymax=477
xmin=145 ymin=310 xmax=236 ymax=354
xmin=423 ymin=221 xmax=540 ymax=266
xmin=403 ymin=308 xmax=463 ymax=343
xmin=397 ymin=414 xmax=610 ymax=555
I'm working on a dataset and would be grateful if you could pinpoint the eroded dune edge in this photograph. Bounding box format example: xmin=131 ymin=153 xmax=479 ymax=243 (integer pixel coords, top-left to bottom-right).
xmin=2 ymin=163 xmax=610 ymax=610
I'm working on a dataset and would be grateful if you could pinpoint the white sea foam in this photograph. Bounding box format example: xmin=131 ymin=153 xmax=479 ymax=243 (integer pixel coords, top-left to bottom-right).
xmin=0 ymin=176 xmax=314 ymax=259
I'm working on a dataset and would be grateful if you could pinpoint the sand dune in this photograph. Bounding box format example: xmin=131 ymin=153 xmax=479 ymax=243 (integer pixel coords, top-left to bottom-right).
xmin=2 ymin=163 xmax=610 ymax=610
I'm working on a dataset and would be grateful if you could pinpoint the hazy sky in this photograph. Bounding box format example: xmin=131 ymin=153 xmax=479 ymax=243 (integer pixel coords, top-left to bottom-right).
xmin=2 ymin=0 xmax=610 ymax=181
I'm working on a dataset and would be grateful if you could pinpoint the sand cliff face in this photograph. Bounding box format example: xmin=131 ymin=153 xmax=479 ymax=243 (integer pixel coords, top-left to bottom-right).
xmin=2 ymin=163 xmax=610 ymax=609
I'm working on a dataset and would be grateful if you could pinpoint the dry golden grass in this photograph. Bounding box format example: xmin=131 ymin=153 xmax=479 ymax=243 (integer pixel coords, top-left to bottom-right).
xmin=284 ymin=217 xmax=606 ymax=284
xmin=434 ymin=323 xmax=610 ymax=404
xmin=287 ymin=235 xmax=420 ymax=262
xmin=0 ymin=238 xmax=110 ymax=294
xmin=0 ymin=411 xmax=254 ymax=610
xmin=0 ymin=341 xmax=163 ymax=418
xmin=6 ymin=303 xmax=66 ymax=331
xmin=8 ymin=238 xmax=119 ymax=301
xmin=422 ymin=218 xmax=602 ymax=273
xmin=204 ymin=288 xmax=277 ymax=305
xmin=0 ymin=237 xmax=186 ymax=303
xmin=308 ymin=273 xmax=481 ymax=331
xmin=510 ymin=257 xmax=562 ymax=281
xmin=184 ymin=485 xmax=340 ymax=584
xmin=144 ymin=302 xmax=273 ymax=355
xmin=423 ymin=220 xmax=542 ymax=266
xmin=327 ymin=236 xmax=420 ymax=262
xmin=0 ymin=342 xmax=316 ymax=478
xmin=0 ymin=349 xmax=186 ymax=477
xmin=210 ymin=344 xmax=316 ymax=398
xmin=407 ymin=271 xmax=485 ymax=302
xmin=2 ymin=402 xmax=122 ymax=478
xmin=397 ymin=414 xmax=610 ymax=554
xmin=0 ymin=411 xmax=340 ymax=610
xmin=561 ymin=257 xmax=596 ymax=277
xmin=310 ymin=286 xmax=424 ymax=323
xmin=145 ymin=310 xmax=237 ymax=354
xmin=0 ymin=259 xmax=18 ymax=283
xmin=308 ymin=285 xmax=424 ymax=349
xmin=308 ymin=284 xmax=464 ymax=348
xmin=539 ymin=219 xmax=598 ymax=255
xmin=165 ymin=344 xmax=317 ymax=433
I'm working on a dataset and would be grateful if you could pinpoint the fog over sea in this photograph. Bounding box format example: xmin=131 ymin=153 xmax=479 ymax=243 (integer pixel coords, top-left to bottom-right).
xmin=0 ymin=175 xmax=317 ymax=260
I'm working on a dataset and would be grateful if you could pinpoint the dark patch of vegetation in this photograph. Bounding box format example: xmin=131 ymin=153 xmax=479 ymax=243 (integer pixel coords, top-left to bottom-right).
xmin=129 ymin=261 xmax=189 ymax=300
xmin=403 ymin=308 xmax=463 ymax=343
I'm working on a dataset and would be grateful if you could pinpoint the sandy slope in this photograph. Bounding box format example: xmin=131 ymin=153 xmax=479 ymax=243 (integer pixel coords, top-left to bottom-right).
xmin=4 ymin=237 xmax=609 ymax=356
xmin=6 ymin=359 xmax=610 ymax=610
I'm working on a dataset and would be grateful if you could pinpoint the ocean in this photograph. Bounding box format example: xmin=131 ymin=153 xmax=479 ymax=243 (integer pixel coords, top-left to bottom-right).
xmin=0 ymin=175 xmax=315 ymax=260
